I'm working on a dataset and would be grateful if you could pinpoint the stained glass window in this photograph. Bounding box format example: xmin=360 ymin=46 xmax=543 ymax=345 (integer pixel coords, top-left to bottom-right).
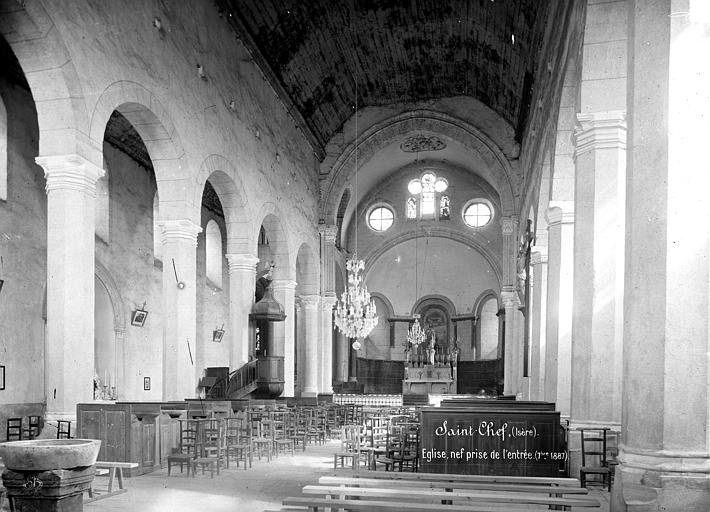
xmin=406 ymin=197 xmax=417 ymax=219
xmin=439 ymin=195 xmax=450 ymax=219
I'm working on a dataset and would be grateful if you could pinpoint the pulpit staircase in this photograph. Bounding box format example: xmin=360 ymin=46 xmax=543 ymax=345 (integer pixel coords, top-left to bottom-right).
xmin=205 ymin=360 xmax=258 ymax=399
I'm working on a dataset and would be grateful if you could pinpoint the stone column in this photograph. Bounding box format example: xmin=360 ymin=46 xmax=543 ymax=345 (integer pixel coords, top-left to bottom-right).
xmin=333 ymin=329 xmax=348 ymax=383
xmin=544 ymin=203 xmax=574 ymax=418
xmin=115 ymin=328 xmax=126 ymax=401
xmin=225 ymin=253 xmax=259 ymax=369
xmin=501 ymin=290 xmax=522 ymax=397
xmin=300 ymin=294 xmax=320 ymax=397
xmin=500 ymin=217 xmax=520 ymax=396
xmin=571 ymin=111 xmax=626 ymax=426
xmin=613 ymin=3 xmax=710 ymax=509
xmin=319 ymin=225 xmax=337 ymax=296
xmin=36 ymin=154 xmax=104 ymax=420
xmin=319 ymin=296 xmax=337 ymax=394
xmin=271 ymin=279 xmax=296 ymax=397
xmin=158 ymin=219 xmax=201 ymax=401
xmin=529 ymin=247 xmax=548 ymax=401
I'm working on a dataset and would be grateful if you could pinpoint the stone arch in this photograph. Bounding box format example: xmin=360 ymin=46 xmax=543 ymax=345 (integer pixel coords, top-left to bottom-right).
xmin=321 ymin=110 xmax=517 ymax=225
xmin=473 ymin=289 xmax=501 ymax=314
xmin=295 ymin=242 xmax=319 ymax=296
xmin=412 ymin=294 xmax=457 ymax=349
xmin=362 ymin=226 xmax=503 ymax=287
xmin=473 ymin=289 xmax=501 ymax=360
xmin=94 ymin=260 xmax=126 ymax=331
xmin=254 ymin=204 xmax=293 ymax=281
xmin=196 ymin=155 xmax=252 ymax=255
xmin=370 ymin=292 xmax=394 ymax=320
xmin=0 ymin=3 xmax=90 ymax=161
xmin=89 ymin=81 xmax=196 ymax=222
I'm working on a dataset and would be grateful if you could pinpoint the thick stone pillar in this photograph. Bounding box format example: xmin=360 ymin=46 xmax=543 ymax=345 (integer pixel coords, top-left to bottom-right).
xmin=272 ymin=279 xmax=296 ymax=397
xmin=571 ymin=111 xmax=626 ymax=426
xmin=36 ymin=154 xmax=104 ymax=420
xmin=300 ymin=294 xmax=320 ymax=397
xmin=500 ymin=217 xmax=521 ymax=396
xmin=225 ymin=253 xmax=259 ymax=369
xmin=319 ymin=225 xmax=337 ymax=296
xmin=544 ymin=203 xmax=574 ymax=418
xmin=319 ymin=296 xmax=336 ymax=394
xmin=529 ymin=247 xmax=548 ymax=402
xmin=158 ymin=219 xmax=201 ymax=400
xmin=613 ymin=2 xmax=710 ymax=510
xmin=501 ymin=290 xmax=523 ymax=397
xmin=334 ymin=329 xmax=348 ymax=383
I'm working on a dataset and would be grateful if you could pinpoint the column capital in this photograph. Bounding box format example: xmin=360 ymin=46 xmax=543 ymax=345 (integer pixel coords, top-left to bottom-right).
xmin=545 ymin=201 xmax=575 ymax=226
xmin=300 ymin=294 xmax=321 ymax=310
xmin=319 ymin=224 xmax=338 ymax=242
xmin=531 ymin=246 xmax=548 ymax=265
xmin=158 ymin=219 xmax=202 ymax=247
xmin=320 ymin=295 xmax=337 ymax=311
xmin=500 ymin=289 xmax=520 ymax=308
xmin=271 ymin=279 xmax=298 ymax=292
xmin=500 ymin=216 xmax=518 ymax=236
xmin=225 ymin=253 xmax=260 ymax=273
xmin=574 ymin=111 xmax=627 ymax=158
xmin=36 ymin=154 xmax=105 ymax=195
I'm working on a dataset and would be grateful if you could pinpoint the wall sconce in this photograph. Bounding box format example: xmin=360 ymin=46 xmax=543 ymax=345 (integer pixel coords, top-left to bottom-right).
xmin=213 ymin=324 xmax=225 ymax=343
xmin=352 ymin=340 xmax=362 ymax=351
xmin=131 ymin=302 xmax=148 ymax=327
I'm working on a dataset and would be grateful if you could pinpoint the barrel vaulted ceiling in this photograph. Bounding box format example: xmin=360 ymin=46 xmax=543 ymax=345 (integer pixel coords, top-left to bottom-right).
xmin=220 ymin=0 xmax=551 ymax=158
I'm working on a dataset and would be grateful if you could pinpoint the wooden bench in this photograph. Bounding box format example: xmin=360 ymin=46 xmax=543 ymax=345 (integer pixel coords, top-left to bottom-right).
xmin=300 ymin=485 xmax=601 ymax=510
xmin=85 ymin=461 xmax=139 ymax=502
xmin=281 ymin=470 xmax=600 ymax=511
xmin=318 ymin=476 xmax=591 ymax=497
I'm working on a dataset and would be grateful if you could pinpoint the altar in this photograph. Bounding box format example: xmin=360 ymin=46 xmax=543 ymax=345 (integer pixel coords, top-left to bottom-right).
xmin=403 ymin=363 xmax=457 ymax=394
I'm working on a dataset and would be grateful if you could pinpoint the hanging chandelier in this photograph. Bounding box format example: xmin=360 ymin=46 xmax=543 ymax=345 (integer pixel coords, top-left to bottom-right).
xmin=407 ymin=314 xmax=426 ymax=346
xmin=334 ymin=257 xmax=378 ymax=339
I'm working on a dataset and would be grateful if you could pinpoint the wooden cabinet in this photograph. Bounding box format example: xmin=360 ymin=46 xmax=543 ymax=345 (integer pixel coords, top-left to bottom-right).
xmin=77 ymin=402 xmax=160 ymax=476
xmin=420 ymin=405 xmax=562 ymax=477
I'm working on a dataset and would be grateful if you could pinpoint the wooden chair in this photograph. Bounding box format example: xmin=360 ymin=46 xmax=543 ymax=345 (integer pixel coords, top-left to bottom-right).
xmin=167 ymin=419 xmax=198 ymax=477
xmin=334 ymin=425 xmax=368 ymax=470
xmin=56 ymin=420 xmax=71 ymax=439
xmin=272 ymin=411 xmax=295 ymax=456
xmin=225 ymin=417 xmax=252 ymax=469
xmin=6 ymin=418 xmax=22 ymax=441
xmin=192 ymin=418 xmax=225 ymax=477
xmin=250 ymin=412 xmax=273 ymax=462
xmin=24 ymin=415 xmax=41 ymax=439
xmin=579 ymin=428 xmax=612 ymax=491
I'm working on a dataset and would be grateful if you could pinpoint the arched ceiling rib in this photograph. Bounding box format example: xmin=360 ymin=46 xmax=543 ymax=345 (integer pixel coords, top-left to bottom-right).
xmin=220 ymin=0 xmax=549 ymax=156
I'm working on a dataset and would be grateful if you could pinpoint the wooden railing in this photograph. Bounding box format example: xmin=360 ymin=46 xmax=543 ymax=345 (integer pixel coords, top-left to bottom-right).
xmin=206 ymin=360 xmax=258 ymax=399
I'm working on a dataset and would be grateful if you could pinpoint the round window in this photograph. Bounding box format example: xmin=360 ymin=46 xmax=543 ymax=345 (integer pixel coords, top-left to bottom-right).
xmin=368 ymin=206 xmax=394 ymax=232
xmin=463 ymin=202 xmax=492 ymax=227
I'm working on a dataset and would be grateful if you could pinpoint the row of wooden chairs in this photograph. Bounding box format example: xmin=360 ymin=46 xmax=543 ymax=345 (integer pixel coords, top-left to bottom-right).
xmin=5 ymin=416 xmax=41 ymax=441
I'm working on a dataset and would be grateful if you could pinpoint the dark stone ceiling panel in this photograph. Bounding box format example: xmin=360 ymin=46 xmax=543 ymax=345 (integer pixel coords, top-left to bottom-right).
xmin=221 ymin=0 xmax=547 ymax=151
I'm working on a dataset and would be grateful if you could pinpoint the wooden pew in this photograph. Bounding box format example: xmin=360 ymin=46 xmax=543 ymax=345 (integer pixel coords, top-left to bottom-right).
xmin=282 ymin=497 xmax=580 ymax=512
xmin=326 ymin=469 xmax=581 ymax=487
xmin=299 ymin=485 xmax=601 ymax=509
xmin=85 ymin=461 xmax=139 ymax=502
xmin=318 ymin=476 xmax=590 ymax=497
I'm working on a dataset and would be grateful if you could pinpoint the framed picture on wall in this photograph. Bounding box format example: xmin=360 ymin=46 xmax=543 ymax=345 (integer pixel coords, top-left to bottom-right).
xmin=213 ymin=328 xmax=225 ymax=343
xmin=0 ymin=365 xmax=4 ymax=390
xmin=131 ymin=309 xmax=148 ymax=327
xmin=143 ymin=376 xmax=151 ymax=391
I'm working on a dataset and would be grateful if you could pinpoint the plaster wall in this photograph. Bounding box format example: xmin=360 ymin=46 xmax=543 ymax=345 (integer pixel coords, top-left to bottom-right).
xmin=41 ymin=0 xmax=319 ymax=239
xmin=365 ymin=237 xmax=499 ymax=326
xmin=97 ymin=142 xmax=163 ymax=400
xmin=0 ymin=77 xmax=46 ymax=407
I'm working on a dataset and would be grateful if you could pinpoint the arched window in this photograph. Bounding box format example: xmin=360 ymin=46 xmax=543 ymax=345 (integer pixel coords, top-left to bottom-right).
xmin=153 ymin=191 xmax=162 ymax=261
xmin=206 ymin=219 xmax=222 ymax=287
xmin=0 ymin=95 xmax=6 ymax=201
xmin=406 ymin=197 xmax=416 ymax=219
xmin=477 ymin=296 xmax=499 ymax=360
xmin=407 ymin=171 xmax=448 ymax=219
xmin=439 ymin=195 xmax=450 ymax=220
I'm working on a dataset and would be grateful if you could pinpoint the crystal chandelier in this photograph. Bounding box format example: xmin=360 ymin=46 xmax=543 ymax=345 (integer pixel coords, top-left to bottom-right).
xmin=334 ymin=257 xmax=378 ymax=340
xmin=407 ymin=314 xmax=426 ymax=346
